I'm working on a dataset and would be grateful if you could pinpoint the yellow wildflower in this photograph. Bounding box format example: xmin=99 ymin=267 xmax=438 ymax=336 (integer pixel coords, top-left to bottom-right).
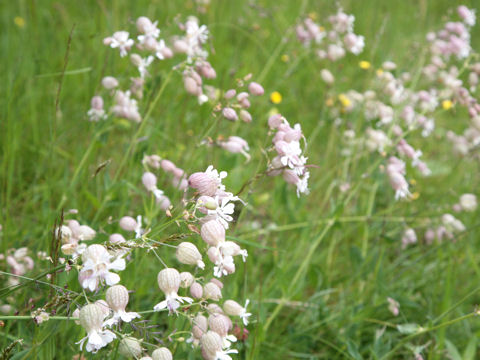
xmin=14 ymin=16 xmax=25 ymax=28
xmin=270 ymin=91 xmax=282 ymax=104
xmin=359 ymin=61 xmax=371 ymax=70
xmin=442 ymin=100 xmax=453 ymax=110
xmin=338 ymin=94 xmax=351 ymax=107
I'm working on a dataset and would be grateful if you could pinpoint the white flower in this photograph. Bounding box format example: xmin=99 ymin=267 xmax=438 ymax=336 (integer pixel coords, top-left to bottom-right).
xmin=296 ymin=171 xmax=310 ymax=197
xmin=137 ymin=55 xmax=154 ymax=78
xmin=154 ymin=39 xmax=167 ymax=60
xmin=208 ymin=196 xmax=238 ymax=229
xmin=79 ymin=245 xmax=126 ymax=292
xmin=87 ymin=108 xmax=107 ymax=122
xmin=77 ymin=304 xmax=116 ymax=353
xmin=134 ymin=215 xmax=143 ymax=239
xmin=213 ymin=255 xmax=235 ymax=278
xmin=104 ymin=285 xmax=140 ymax=327
xmin=107 ymin=31 xmax=134 ymax=57
xmin=137 ymin=21 xmax=160 ymax=43
xmin=154 ymin=268 xmax=193 ymax=314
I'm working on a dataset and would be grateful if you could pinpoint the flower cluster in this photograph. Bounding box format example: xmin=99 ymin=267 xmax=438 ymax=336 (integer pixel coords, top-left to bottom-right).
xmin=296 ymin=9 xmax=365 ymax=61
xmin=266 ymin=114 xmax=310 ymax=196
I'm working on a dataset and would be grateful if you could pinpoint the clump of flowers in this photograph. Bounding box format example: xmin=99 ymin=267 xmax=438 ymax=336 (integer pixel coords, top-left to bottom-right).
xmin=296 ymin=8 xmax=365 ymax=61
xmin=266 ymin=114 xmax=310 ymax=196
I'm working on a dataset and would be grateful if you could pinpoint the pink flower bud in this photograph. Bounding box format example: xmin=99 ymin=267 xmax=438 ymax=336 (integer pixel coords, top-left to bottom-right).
xmin=239 ymin=109 xmax=252 ymax=123
xmin=268 ymin=114 xmax=283 ymax=129
xmin=201 ymin=331 xmax=223 ymax=357
xmin=188 ymin=173 xmax=218 ymax=196
xmin=222 ymin=107 xmax=238 ymax=121
xmin=91 ymin=96 xmax=104 ymax=110
xmin=109 ymin=233 xmax=126 ymax=244
xmin=102 ymin=76 xmax=118 ymax=90
xmin=201 ymin=220 xmax=225 ymax=246
xmin=209 ymin=278 xmax=223 ymax=289
xmin=204 ymin=282 xmax=222 ymax=301
xmin=160 ymin=159 xmax=176 ymax=173
xmin=119 ymin=216 xmax=137 ymax=231
xmin=192 ymin=315 xmax=208 ymax=339
xmin=248 ymin=82 xmax=264 ymax=96
xmin=208 ymin=314 xmax=232 ymax=337
xmin=190 ymin=282 xmax=203 ymax=299
xmin=136 ymin=16 xmax=153 ymax=33
xmin=142 ymin=172 xmax=157 ymax=191
xmin=173 ymin=39 xmax=189 ymax=53
xmin=224 ymin=89 xmax=236 ymax=99
xmin=184 ymin=77 xmax=201 ymax=96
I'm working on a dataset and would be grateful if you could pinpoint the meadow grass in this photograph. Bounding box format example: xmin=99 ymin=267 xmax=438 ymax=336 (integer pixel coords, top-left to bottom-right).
xmin=1 ymin=0 xmax=480 ymax=359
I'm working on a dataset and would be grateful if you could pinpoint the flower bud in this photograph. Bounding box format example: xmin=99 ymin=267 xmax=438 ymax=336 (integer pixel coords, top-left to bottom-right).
xmin=222 ymin=107 xmax=238 ymax=121
xmin=157 ymin=268 xmax=180 ymax=294
xmin=188 ymin=173 xmax=218 ymax=197
xmin=201 ymin=220 xmax=225 ymax=246
xmin=136 ymin=16 xmax=153 ymax=33
xmin=192 ymin=314 xmax=208 ymax=339
xmin=156 ymin=195 xmax=171 ymax=210
xmin=56 ymin=225 xmax=73 ymax=244
xmin=79 ymin=304 xmax=104 ymax=332
xmin=130 ymin=53 xmax=143 ymax=67
xmin=160 ymin=159 xmax=176 ymax=173
xmin=224 ymin=89 xmax=236 ymax=99
xmin=152 ymin=347 xmax=173 ymax=360
xmin=239 ymin=109 xmax=252 ymax=123
xmin=173 ymin=39 xmax=189 ymax=53
xmin=320 ymin=69 xmax=334 ymax=84
xmin=248 ymin=82 xmax=264 ymax=96
xmin=200 ymin=331 xmax=223 ymax=357
xmin=119 ymin=337 xmax=143 ymax=358
xmin=106 ymin=285 xmax=129 ymax=312
xmin=119 ymin=216 xmax=137 ymax=231
xmin=91 ymin=96 xmax=104 ymax=110
xmin=176 ymin=242 xmax=205 ymax=268
xmin=209 ymin=278 xmax=223 ymax=289
xmin=142 ymin=172 xmax=157 ymax=191
xmin=190 ymin=282 xmax=203 ymax=299
xmin=208 ymin=314 xmax=232 ymax=337
xmin=179 ymin=272 xmax=194 ymax=288
xmin=102 ymin=76 xmax=119 ymax=89
xmin=204 ymin=282 xmax=222 ymax=301
xmin=197 ymin=196 xmax=217 ymax=210
xmin=207 ymin=303 xmax=224 ymax=314
xmin=184 ymin=76 xmax=201 ymax=96
xmin=77 ymin=225 xmax=96 ymax=241
xmin=268 ymin=114 xmax=283 ymax=129
xmin=95 ymin=300 xmax=111 ymax=318
xmin=109 ymin=233 xmax=126 ymax=244
xmin=223 ymin=300 xmax=243 ymax=316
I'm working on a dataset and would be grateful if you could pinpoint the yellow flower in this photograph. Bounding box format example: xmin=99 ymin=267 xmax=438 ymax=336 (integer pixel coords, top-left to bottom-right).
xmin=338 ymin=94 xmax=351 ymax=107
xmin=270 ymin=91 xmax=282 ymax=104
xmin=281 ymin=54 xmax=290 ymax=63
xmin=376 ymin=69 xmax=384 ymax=76
xmin=359 ymin=61 xmax=371 ymax=70
xmin=411 ymin=192 xmax=420 ymax=200
xmin=308 ymin=12 xmax=318 ymax=21
xmin=409 ymin=179 xmax=417 ymax=186
xmin=14 ymin=16 xmax=25 ymax=28
xmin=442 ymin=99 xmax=453 ymax=110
